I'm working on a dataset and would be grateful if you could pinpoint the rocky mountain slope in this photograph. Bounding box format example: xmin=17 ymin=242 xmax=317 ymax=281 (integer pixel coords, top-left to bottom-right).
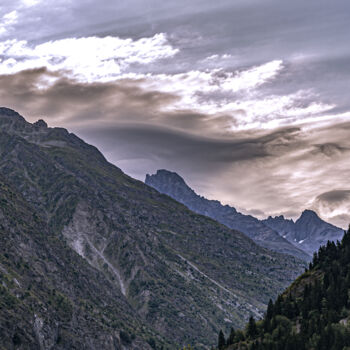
xmin=145 ymin=170 xmax=310 ymax=261
xmin=0 ymin=176 xmax=157 ymax=349
xmin=218 ymin=229 xmax=350 ymax=349
xmin=0 ymin=108 xmax=306 ymax=349
xmin=263 ymin=210 xmax=344 ymax=255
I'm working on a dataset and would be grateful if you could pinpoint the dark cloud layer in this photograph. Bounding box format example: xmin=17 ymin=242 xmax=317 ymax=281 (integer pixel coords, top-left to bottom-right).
xmin=313 ymin=190 xmax=350 ymax=228
xmin=313 ymin=143 xmax=349 ymax=158
xmin=317 ymin=190 xmax=350 ymax=204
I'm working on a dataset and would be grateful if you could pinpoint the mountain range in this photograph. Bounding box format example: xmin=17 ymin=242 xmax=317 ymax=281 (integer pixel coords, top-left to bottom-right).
xmin=0 ymin=108 xmax=305 ymax=349
xmin=145 ymin=170 xmax=344 ymax=260
xmin=263 ymin=211 xmax=344 ymax=256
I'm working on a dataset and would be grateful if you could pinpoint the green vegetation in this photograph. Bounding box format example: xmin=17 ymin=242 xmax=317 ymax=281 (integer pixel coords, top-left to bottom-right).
xmin=216 ymin=228 xmax=350 ymax=350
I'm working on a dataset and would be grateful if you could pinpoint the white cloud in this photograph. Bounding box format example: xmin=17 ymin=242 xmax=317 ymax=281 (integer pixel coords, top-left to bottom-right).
xmin=0 ymin=33 xmax=336 ymax=130
xmin=138 ymin=60 xmax=283 ymax=107
xmin=0 ymin=10 xmax=18 ymax=36
xmin=0 ymin=33 xmax=179 ymax=82
xmin=3 ymin=10 xmax=18 ymax=22
xmin=203 ymin=53 xmax=234 ymax=61
xmin=135 ymin=61 xmax=334 ymax=130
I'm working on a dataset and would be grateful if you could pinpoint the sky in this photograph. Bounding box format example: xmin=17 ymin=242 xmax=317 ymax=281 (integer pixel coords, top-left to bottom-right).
xmin=1 ymin=0 xmax=350 ymax=227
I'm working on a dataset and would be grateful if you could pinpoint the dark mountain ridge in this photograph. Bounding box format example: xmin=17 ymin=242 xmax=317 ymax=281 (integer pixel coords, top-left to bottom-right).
xmin=145 ymin=169 xmax=310 ymax=261
xmin=146 ymin=169 xmax=344 ymax=259
xmin=0 ymin=108 xmax=305 ymax=349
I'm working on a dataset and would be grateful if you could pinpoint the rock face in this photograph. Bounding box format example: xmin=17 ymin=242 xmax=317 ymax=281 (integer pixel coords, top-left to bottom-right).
xmin=263 ymin=210 xmax=344 ymax=255
xmin=0 ymin=108 xmax=306 ymax=349
xmin=145 ymin=170 xmax=310 ymax=261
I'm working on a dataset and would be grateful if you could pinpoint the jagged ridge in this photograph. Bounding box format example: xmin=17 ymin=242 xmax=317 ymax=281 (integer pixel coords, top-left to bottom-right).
xmin=263 ymin=210 xmax=344 ymax=255
xmin=145 ymin=169 xmax=310 ymax=261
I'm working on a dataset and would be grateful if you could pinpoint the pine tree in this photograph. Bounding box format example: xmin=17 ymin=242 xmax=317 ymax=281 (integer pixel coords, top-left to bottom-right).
xmin=227 ymin=327 xmax=235 ymax=345
xmin=266 ymin=299 xmax=273 ymax=320
xmin=218 ymin=330 xmax=225 ymax=350
xmin=247 ymin=316 xmax=258 ymax=339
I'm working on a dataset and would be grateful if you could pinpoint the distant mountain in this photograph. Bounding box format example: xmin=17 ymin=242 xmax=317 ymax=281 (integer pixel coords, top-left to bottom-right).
xmin=0 ymin=108 xmax=305 ymax=349
xmin=145 ymin=169 xmax=310 ymax=261
xmin=263 ymin=210 xmax=344 ymax=255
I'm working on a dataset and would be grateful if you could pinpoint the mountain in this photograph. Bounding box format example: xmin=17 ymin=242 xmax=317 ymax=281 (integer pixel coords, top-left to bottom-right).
xmin=263 ymin=210 xmax=344 ymax=255
xmin=145 ymin=169 xmax=310 ymax=261
xmin=0 ymin=108 xmax=306 ymax=349
xmin=0 ymin=175 xmax=158 ymax=349
xmin=218 ymin=229 xmax=350 ymax=350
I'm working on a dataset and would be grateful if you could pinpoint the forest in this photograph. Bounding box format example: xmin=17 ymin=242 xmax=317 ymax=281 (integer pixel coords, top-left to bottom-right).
xmin=217 ymin=228 xmax=350 ymax=350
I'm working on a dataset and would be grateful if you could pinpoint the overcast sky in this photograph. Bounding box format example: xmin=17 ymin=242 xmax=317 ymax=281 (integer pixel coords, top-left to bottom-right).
xmin=1 ymin=0 xmax=350 ymax=227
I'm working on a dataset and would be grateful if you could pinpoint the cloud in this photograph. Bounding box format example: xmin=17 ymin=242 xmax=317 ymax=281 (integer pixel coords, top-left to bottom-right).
xmin=142 ymin=60 xmax=284 ymax=96
xmin=0 ymin=33 xmax=179 ymax=82
xmin=312 ymin=190 xmax=350 ymax=228
xmin=0 ymin=10 xmax=18 ymax=36
xmin=316 ymin=190 xmax=350 ymax=204
xmin=0 ymin=67 xmax=349 ymax=229
xmin=0 ymin=67 xmax=327 ymax=137
xmin=0 ymin=32 xmax=335 ymax=129
xmin=313 ymin=143 xmax=349 ymax=157
xmin=134 ymin=61 xmax=333 ymax=129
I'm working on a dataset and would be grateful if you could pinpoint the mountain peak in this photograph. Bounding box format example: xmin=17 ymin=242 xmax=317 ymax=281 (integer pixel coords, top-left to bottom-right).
xmin=301 ymin=209 xmax=318 ymax=217
xmin=33 ymin=119 xmax=48 ymax=129
xmin=268 ymin=214 xmax=285 ymax=220
xmin=0 ymin=107 xmax=20 ymax=115
xmin=265 ymin=208 xmax=344 ymax=255
xmin=0 ymin=108 xmax=49 ymax=130
xmin=155 ymin=169 xmax=186 ymax=183
xmin=298 ymin=209 xmax=320 ymax=223
xmin=0 ymin=107 xmax=50 ymax=128
xmin=146 ymin=169 xmax=193 ymax=193
xmin=0 ymin=107 xmax=26 ymax=122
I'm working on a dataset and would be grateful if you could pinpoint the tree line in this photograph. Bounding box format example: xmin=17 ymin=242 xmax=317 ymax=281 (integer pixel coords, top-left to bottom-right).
xmin=216 ymin=228 xmax=350 ymax=350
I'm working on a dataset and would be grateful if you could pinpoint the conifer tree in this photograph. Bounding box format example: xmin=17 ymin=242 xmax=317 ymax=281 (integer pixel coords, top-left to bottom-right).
xmin=217 ymin=228 xmax=350 ymax=350
xmin=218 ymin=330 xmax=225 ymax=350
xmin=227 ymin=327 xmax=235 ymax=345
xmin=247 ymin=316 xmax=257 ymax=338
xmin=266 ymin=299 xmax=273 ymax=320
